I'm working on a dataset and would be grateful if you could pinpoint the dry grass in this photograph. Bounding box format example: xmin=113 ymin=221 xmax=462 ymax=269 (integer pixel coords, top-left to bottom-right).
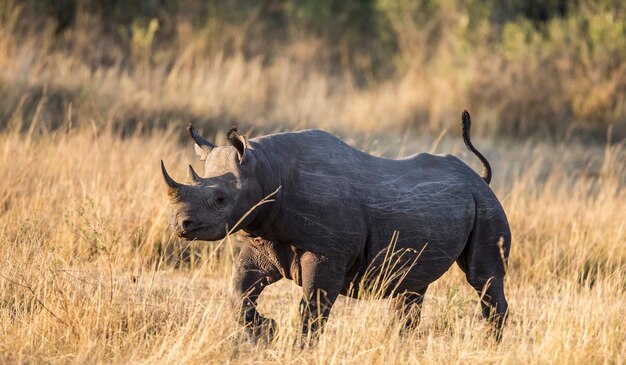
xmin=0 ymin=125 xmax=624 ymax=364
xmin=1 ymin=3 xmax=625 ymax=362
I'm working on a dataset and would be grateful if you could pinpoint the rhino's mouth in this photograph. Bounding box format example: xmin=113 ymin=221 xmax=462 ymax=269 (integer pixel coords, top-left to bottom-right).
xmin=179 ymin=225 xmax=210 ymax=238
xmin=179 ymin=224 xmax=226 ymax=241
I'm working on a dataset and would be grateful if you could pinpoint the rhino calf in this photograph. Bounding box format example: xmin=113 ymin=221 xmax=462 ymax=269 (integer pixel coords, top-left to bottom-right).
xmin=161 ymin=111 xmax=511 ymax=341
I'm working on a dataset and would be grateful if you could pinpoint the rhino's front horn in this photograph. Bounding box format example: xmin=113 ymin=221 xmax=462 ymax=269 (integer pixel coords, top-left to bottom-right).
xmin=161 ymin=160 xmax=181 ymax=195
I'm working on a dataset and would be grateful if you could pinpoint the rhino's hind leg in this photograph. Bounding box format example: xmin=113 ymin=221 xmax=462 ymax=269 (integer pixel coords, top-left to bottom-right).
xmin=456 ymin=225 xmax=510 ymax=341
xmin=463 ymin=274 xmax=508 ymax=341
xmin=393 ymin=286 xmax=428 ymax=332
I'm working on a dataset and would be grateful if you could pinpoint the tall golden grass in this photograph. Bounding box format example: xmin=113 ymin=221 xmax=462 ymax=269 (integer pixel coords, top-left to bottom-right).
xmin=0 ymin=125 xmax=624 ymax=364
xmin=1 ymin=2 xmax=625 ymax=363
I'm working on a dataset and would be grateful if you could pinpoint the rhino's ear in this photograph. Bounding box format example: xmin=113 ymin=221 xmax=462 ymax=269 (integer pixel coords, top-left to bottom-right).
xmin=227 ymin=126 xmax=250 ymax=164
xmin=187 ymin=124 xmax=215 ymax=161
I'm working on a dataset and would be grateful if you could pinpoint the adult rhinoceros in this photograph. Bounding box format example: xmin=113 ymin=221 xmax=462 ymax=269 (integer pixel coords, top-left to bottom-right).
xmin=161 ymin=111 xmax=511 ymax=341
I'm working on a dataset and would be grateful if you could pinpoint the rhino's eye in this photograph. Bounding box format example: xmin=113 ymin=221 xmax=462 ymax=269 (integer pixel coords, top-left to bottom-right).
xmin=214 ymin=193 xmax=226 ymax=208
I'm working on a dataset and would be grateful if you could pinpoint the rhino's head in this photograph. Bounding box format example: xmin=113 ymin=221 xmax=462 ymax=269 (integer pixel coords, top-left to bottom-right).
xmin=161 ymin=125 xmax=263 ymax=241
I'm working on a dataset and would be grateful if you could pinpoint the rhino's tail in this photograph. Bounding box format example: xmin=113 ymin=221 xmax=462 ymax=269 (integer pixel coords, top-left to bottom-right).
xmin=461 ymin=110 xmax=491 ymax=185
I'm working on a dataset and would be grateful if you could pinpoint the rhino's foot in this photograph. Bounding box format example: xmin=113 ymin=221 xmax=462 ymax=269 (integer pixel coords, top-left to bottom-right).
xmin=484 ymin=308 xmax=507 ymax=343
xmin=242 ymin=309 xmax=278 ymax=342
xmin=393 ymin=287 xmax=427 ymax=334
xmin=242 ymin=314 xmax=277 ymax=342
xmin=297 ymin=315 xmax=327 ymax=348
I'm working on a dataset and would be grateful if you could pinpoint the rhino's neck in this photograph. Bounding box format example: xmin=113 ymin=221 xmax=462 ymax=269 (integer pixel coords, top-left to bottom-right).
xmin=240 ymin=141 xmax=285 ymax=238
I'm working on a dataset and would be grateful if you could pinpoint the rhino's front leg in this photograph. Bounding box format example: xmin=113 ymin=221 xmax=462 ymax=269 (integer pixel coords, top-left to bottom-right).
xmin=298 ymin=251 xmax=344 ymax=343
xmin=232 ymin=244 xmax=281 ymax=340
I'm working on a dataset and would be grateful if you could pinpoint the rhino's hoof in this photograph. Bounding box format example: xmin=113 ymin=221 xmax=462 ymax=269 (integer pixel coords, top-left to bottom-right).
xmin=247 ymin=317 xmax=277 ymax=342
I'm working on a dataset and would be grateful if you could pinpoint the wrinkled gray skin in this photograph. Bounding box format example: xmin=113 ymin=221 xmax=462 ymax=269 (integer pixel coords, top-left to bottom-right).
xmin=161 ymin=111 xmax=511 ymax=342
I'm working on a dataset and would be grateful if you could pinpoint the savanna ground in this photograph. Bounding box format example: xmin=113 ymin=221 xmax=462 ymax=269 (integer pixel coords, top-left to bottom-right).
xmin=1 ymin=1 xmax=625 ymax=364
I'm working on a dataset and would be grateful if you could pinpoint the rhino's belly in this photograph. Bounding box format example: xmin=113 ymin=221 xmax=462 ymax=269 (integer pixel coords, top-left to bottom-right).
xmin=345 ymin=204 xmax=473 ymax=295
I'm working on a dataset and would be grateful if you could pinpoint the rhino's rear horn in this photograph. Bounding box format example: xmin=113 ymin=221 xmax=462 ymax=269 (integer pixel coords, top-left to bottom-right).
xmin=188 ymin=164 xmax=202 ymax=184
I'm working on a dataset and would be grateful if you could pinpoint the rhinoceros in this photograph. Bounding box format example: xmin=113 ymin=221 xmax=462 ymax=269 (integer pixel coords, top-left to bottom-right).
xmin=161 ymin=111 xmax=511 ymax=341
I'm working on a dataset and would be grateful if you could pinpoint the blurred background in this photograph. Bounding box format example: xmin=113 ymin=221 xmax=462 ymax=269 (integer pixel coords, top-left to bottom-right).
xmin=2 ymin=0 xmax=626 ymax=141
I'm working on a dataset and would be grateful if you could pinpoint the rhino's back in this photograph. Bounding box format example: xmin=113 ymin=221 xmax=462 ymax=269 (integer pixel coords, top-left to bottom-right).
xmin=253 ymin=129 xmax=484 ymax=204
